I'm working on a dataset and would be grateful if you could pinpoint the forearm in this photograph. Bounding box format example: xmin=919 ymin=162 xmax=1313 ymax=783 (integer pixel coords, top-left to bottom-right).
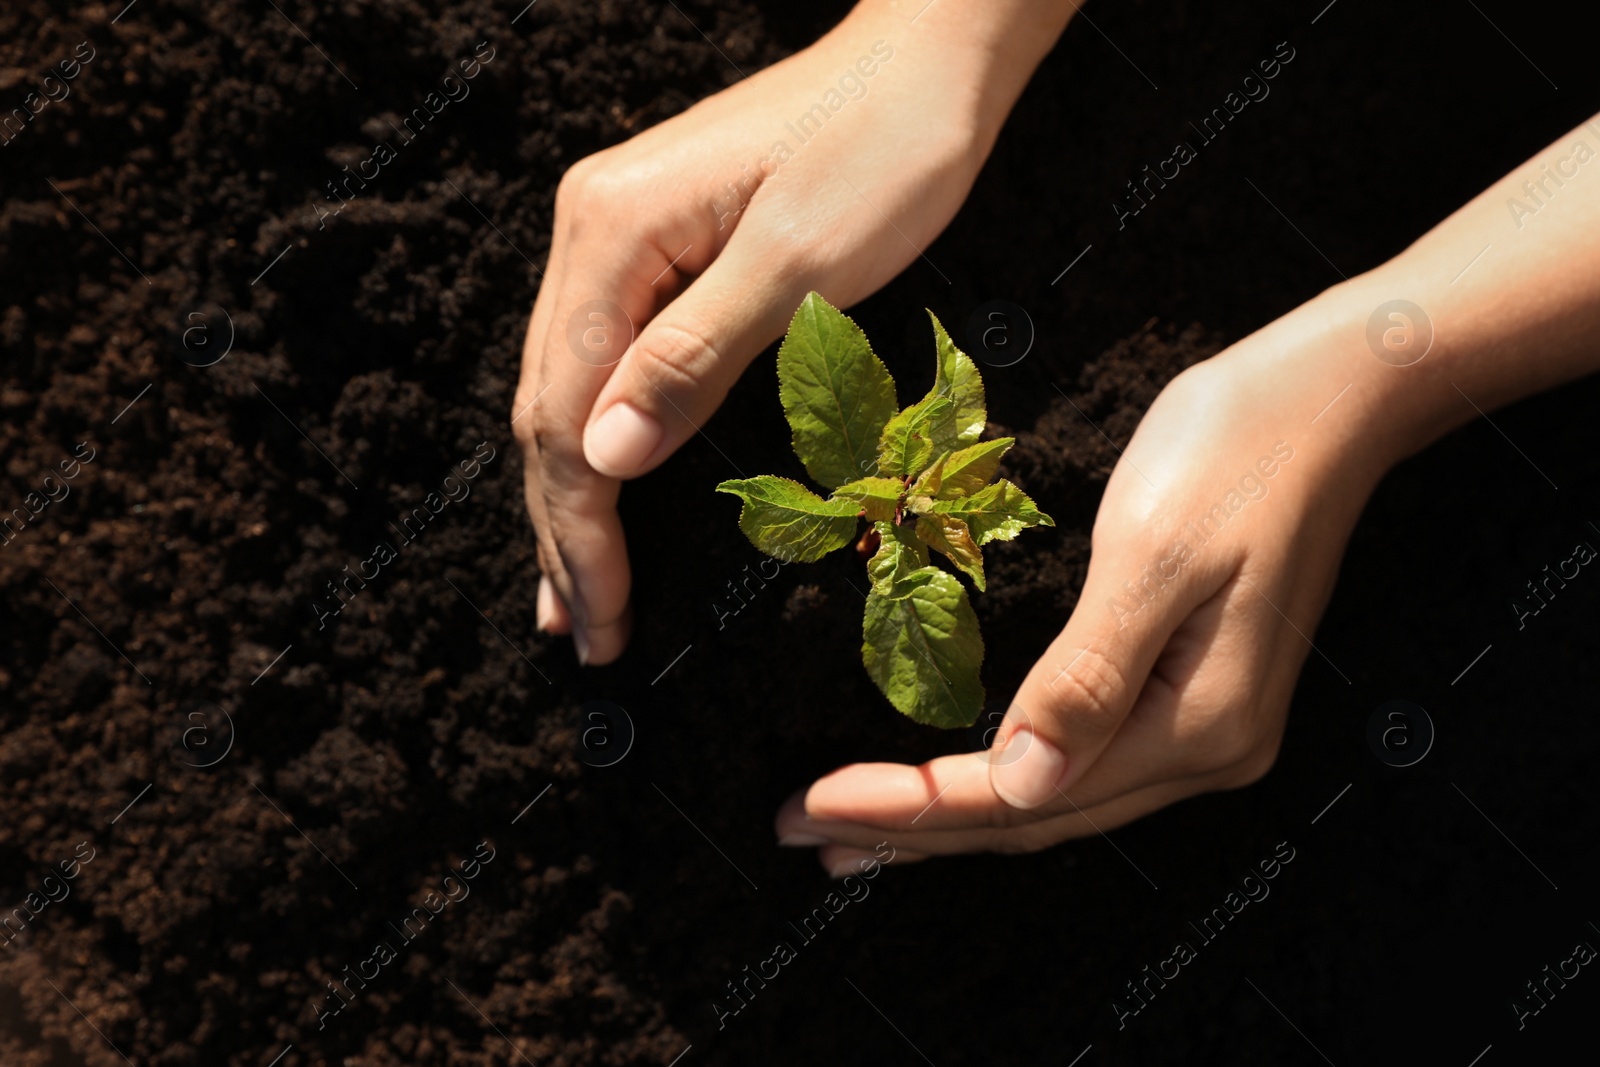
xmin=1294 ymin=116 xmax=1600 ymax=471
xmin=840 ymin=0 xmax=1079 ymax=136
xmin=1360 ymin=116 xmax=1600 ymax=450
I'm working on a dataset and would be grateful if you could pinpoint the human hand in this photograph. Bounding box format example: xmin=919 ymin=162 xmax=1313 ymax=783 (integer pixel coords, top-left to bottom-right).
xmin=774 ymin=305 xmax=1393 ymax=873
xmin=509 ymin=1 xmax=1075 ymax=663
xmin=774 ymin=111 xmax=1600 ymax=873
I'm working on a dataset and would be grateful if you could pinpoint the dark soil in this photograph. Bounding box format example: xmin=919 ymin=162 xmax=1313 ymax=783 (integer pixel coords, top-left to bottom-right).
xmin=3 ymin=1 xmax=1598 ymax=1064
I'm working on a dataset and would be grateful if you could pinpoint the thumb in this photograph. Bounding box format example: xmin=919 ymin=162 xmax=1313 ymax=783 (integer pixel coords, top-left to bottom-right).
xmin=989 ymin=541 xmax=1214 ymax=810
xmin=582 ymin=239 xmax=798 ymax=479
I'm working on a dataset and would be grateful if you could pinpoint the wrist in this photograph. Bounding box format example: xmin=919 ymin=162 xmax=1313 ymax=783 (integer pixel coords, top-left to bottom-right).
xmin=1203 ymin=281 xmax=1423 ymax=497
xmin=1303 ymin=259 xmax=1531 ymax=473
xmin=1227 ymin=271 xmax=1510 ymax=479
xmin=1309 ymin=269 xmax=1461 ymax=469
xmin=840 ymin=0 xmax=1077 ymax=140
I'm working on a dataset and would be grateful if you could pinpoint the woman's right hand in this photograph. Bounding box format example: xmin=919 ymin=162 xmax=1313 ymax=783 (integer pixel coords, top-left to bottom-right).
xmin=509 ymin=0 xmax=1078 ymax=663
xmin=774 ymin=108 xmax=1600 ymax=871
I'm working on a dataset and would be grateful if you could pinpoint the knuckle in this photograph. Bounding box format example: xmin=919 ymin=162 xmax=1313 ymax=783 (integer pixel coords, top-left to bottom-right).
xmin=534 ymin=538 xmax=569 ymax=584
xmin=555 ymin=151 xmax=636 ymax=219
xmin=1222 ymin=741 xmax=1281 ymax=790
xmin=543 ymin=474 xmax=618 ymax=524
xmin=554 ymin=155 xmax=604 ymax=211
xmin=1197 ymin=703 xmax=1282 ymax=787
xmin=631 ymin=321 xmax=727 ymax=398
xmin=1180 ymin=705 xmax=1254 ymax=775
xmin=1170 ymin=693 xmax=1270 ymax=779
xmin=1091 ymin=509 xmax=1164 ymax=559
xmin=1045 ymin=648 xmax=1129 ymax=740
xmin=1158 ymin=361 xmax=1227 ymax=413
xmin=1210 ymin=707 xmax=1262 ymax=767
xmin=510 ymin=394 xmax=540 ymax=448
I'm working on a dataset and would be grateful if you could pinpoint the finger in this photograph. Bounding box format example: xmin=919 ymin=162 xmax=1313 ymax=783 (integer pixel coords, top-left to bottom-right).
xmin=778 ymin=688 xmax=1200 ymax=843
xmin=1059 ymin=568 xmax=1290 ymax=800
xmin=512 ymin=199 xmax=575 ymax=634
xmin=782 ymin=771 xmax=1225 ymax=859
xmin=535 ymin=574 xmax=571 ymax=634
xmin=515 ymin=153 xmax=721 ymax=661
xmin=539 ymin=469 xmax=632 ymax=665
xmin=987 ymin=533 xmax=1233 ymax=810
xmin=517 ymin=283 xmax=628 ymax=659
xmin=793 ymin=753 xmax=1021 ymax=834
xmin=527 ymin=225 xmax=680 ymax=664
xmin=773 ymin=545 xmax=1265 ymax=848
xmin=773 ymin=583 xmax=1250 ymax=846
xmin=582 ymin=230 xmax=804 ymax=479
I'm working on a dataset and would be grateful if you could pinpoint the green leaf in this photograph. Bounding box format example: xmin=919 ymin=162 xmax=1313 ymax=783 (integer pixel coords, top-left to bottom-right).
xmin=930 ymin=480 xmax=1055 ymax=545
xmin=832 ymin=476 xmax=905 ymax=524
xmin=862 ymin=569 xmax=985 ymax=728
xmin=909 ymin=452 xmax=948 ymax=498
xmin=936 ymin=437 xmax=1013 ymax=498
xmin=778 ymin=292 xmax=899 ymax=489
xmin=912 ymin=512 xmax=985 ymax=590
xmin=867 ymin=520 xmax=931 ymax=599
xmin=915 ymin=312 xmax=986 ymax=454
xmin=715 ymin=476 xmax=859 ymax=562
xmin=876 ymin=395 xmax=953 ymax=477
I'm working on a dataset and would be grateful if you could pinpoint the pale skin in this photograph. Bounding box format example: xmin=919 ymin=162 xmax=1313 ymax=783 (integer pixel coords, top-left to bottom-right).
xmin=511 ymin=0 xmax=1600 ymax=875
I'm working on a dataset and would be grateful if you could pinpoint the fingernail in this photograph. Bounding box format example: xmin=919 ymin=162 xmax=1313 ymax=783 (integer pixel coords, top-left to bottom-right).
xmin=536 ymin=577 xmax=556 ymax=632
xmin=990 ymin=728 xmax=1067 ymax=810
xmin=779 ymin=832 xmax=830 ymax=847
xmin=585 ymin=402 xmax=662 ymax=478
xmin=572 ymin=627 xmax=591 ymax=666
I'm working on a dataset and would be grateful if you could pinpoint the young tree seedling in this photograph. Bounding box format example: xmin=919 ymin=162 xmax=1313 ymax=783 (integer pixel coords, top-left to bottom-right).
xmin=717 ymin=292 xmax=1054 ymax=728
